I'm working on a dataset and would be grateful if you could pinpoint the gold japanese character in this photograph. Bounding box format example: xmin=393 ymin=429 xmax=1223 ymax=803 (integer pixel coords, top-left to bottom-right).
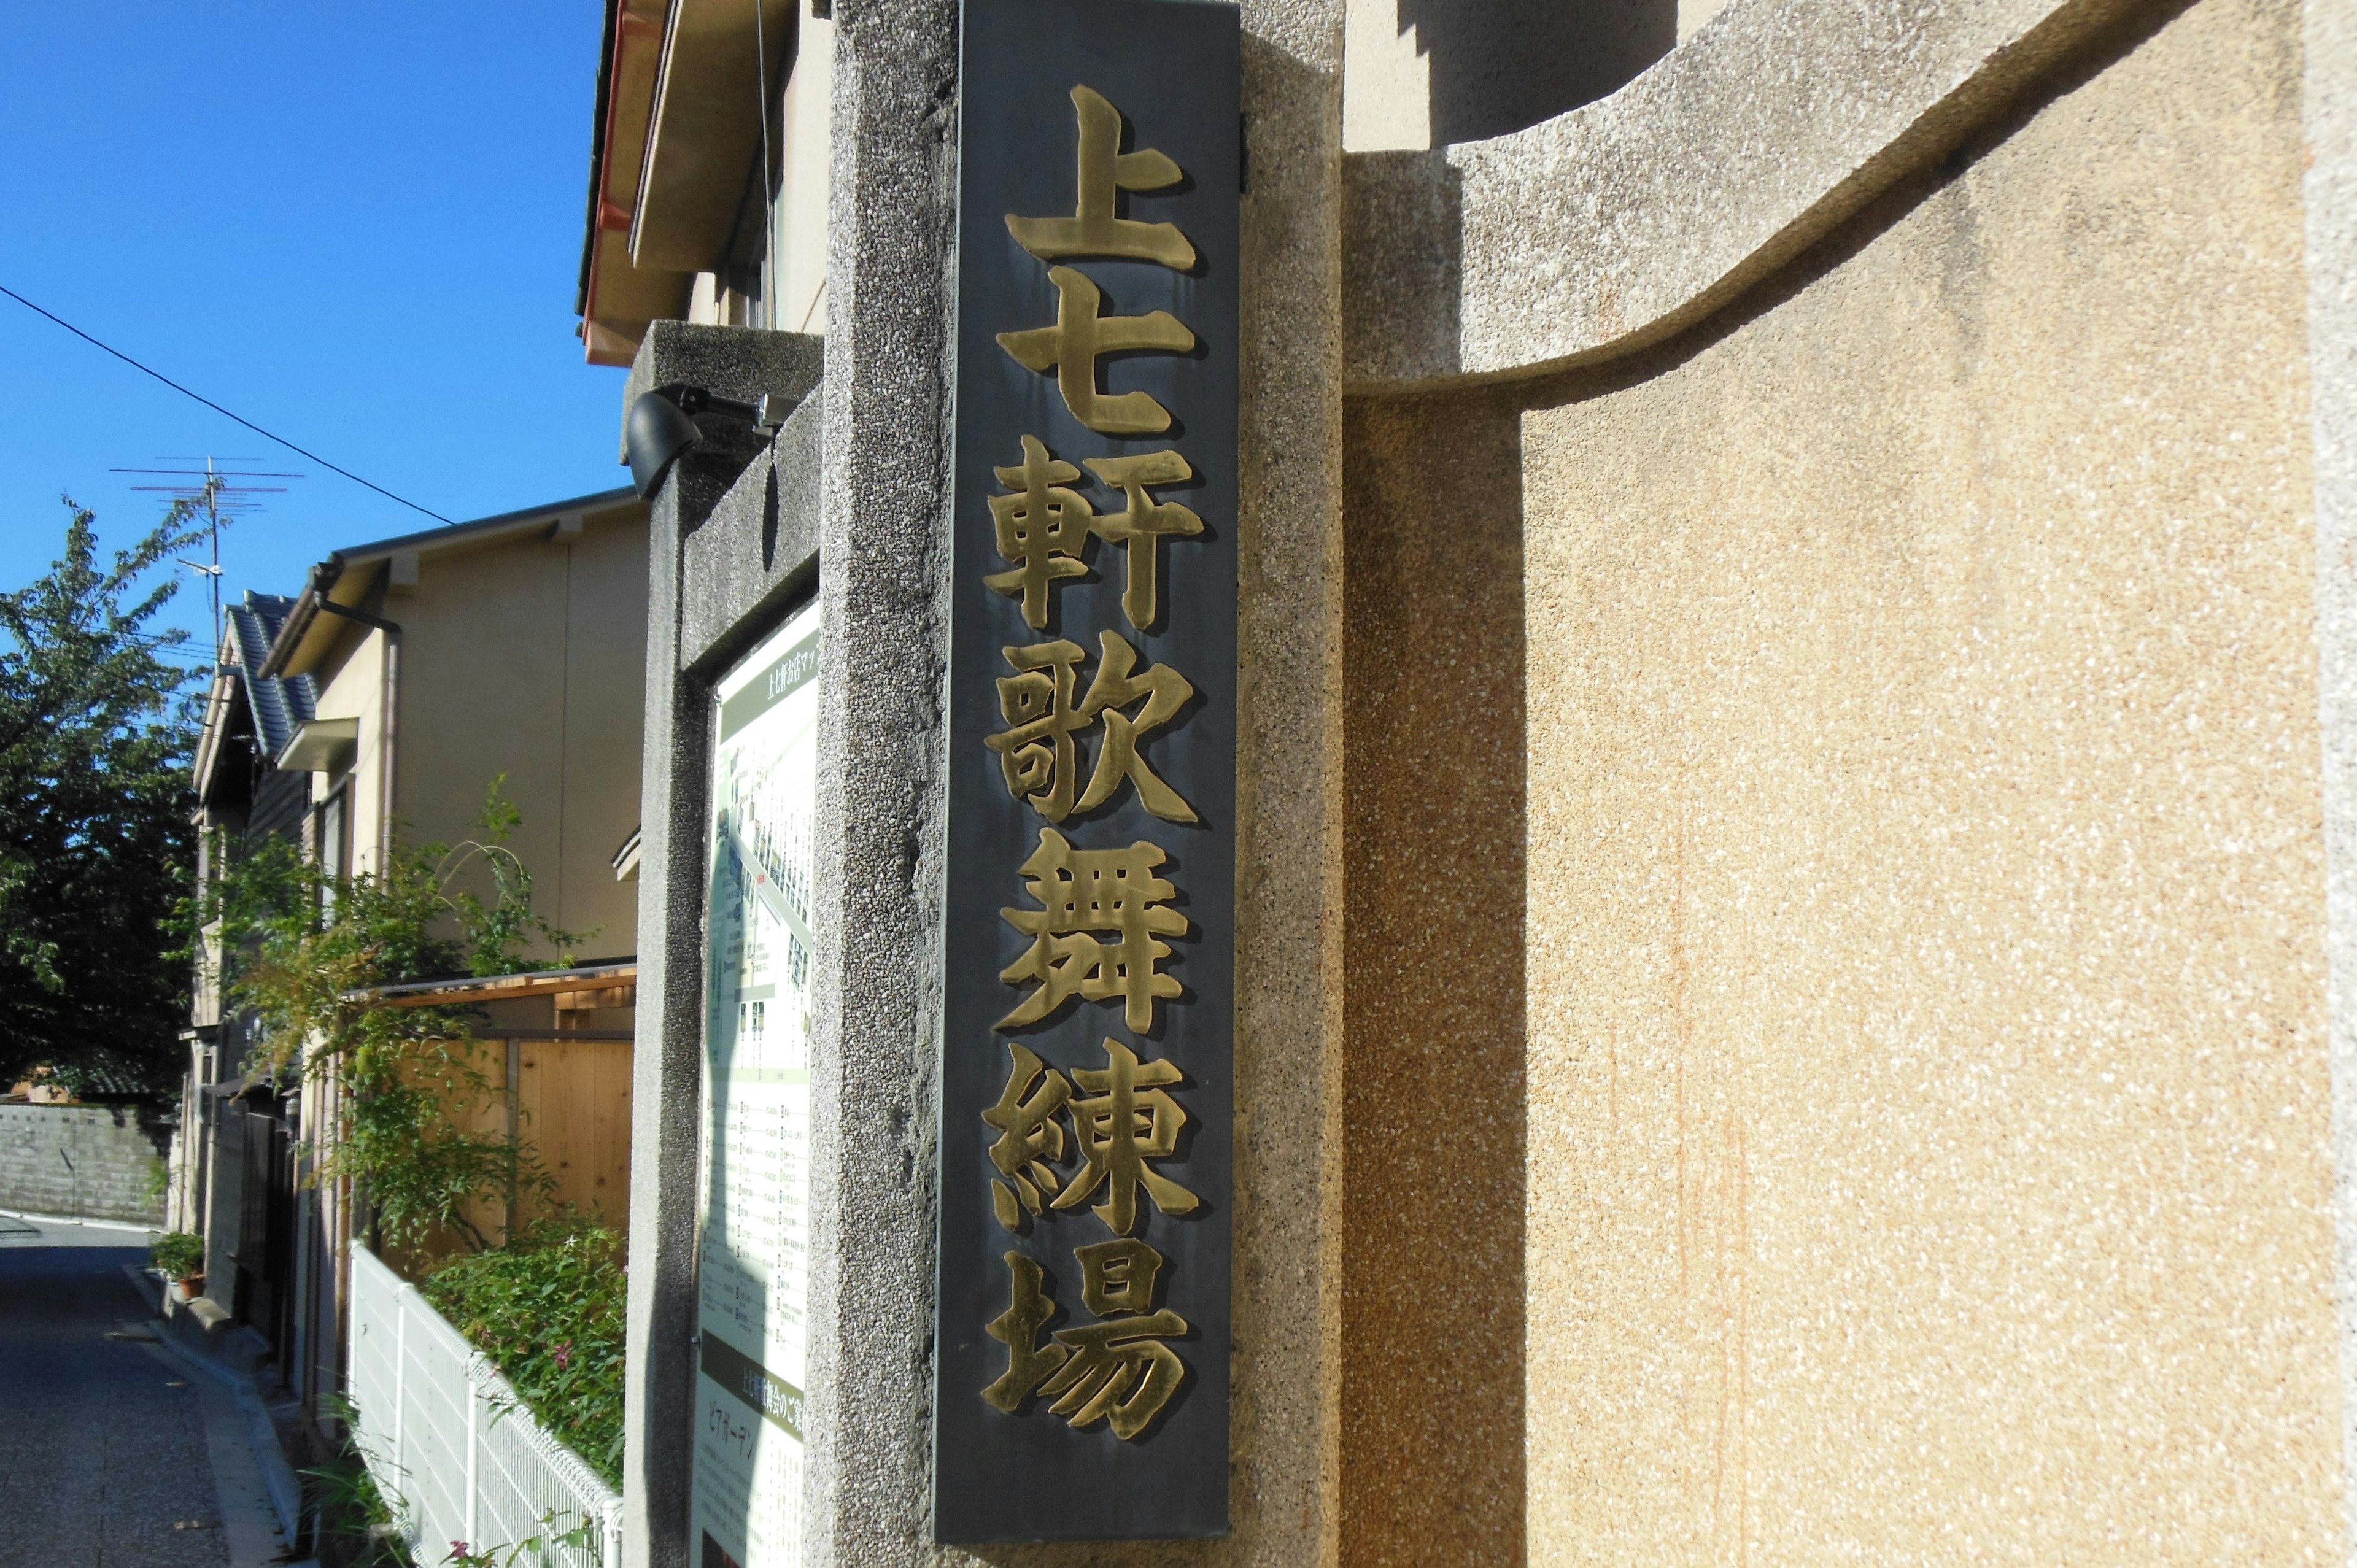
xmin=984 ymin=1043 xmax=1072 ymax=1230
xmin=982 ymin=1251 xmax=1069 ymax=1412
xmin=999 ymin=830 xmax=1186 ymax=1033
xmin=1005 ymin=85 xmax=1196 ymax=271
xmin=997 ymin=268 xmax=1195 ymax=436
xmin=988 ymin=639 xmax=1089 ymax=821
xmin=1041 ymin=1308 xmax=1190 ymax=1441
xmin=1075 ymin=1237 xmax=1166 ymax=1316
xmin=1083 ymin=450 xmax=1202 ymax=630
xmin=1053 ymin=1037 xmax=1199 ymax=1234
xmin=1077 ymin=630 xmax=1196 ymax=823
xmin=986 ymin=435 xmax=1094 ymax=628
xmin=990 ymin=631 xmax=1196 ymax=825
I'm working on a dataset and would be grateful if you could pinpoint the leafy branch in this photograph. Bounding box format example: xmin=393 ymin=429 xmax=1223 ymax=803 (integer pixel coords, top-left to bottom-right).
xmin=188 ymin=779 xmax=590 ymax=1252
xmin=0 ymin=498 xmax=207 ymax=1091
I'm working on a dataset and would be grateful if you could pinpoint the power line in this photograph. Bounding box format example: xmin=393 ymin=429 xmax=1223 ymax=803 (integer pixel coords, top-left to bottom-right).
xmin=0 ymin=282 xmax=454 ymax=525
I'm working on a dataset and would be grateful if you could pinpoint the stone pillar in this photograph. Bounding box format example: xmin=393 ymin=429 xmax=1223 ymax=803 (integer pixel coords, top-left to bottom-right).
xmin=620 ymin=322 xmax=825 ymax=1568
xmin=2305 ymin=0 xmax=2357 ymax=1543
xmin=1224 ymin=1 xmax=1349 ymax=1564
xmin=795 ymin=0 xmax=961 ymax=1562
xmin=783 ymin=0 xmax=1347 ymax=1559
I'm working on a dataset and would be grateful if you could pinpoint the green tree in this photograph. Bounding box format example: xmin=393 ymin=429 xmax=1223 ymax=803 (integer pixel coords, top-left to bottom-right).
xmin=198 ymin=782 xmax=586 ymax=1251
xmin=0 ymin=499 xmax=203 ymax=1094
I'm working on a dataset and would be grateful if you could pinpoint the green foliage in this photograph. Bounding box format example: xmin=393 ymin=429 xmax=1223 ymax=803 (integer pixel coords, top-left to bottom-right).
xmin=423 ymin=1220 xmax=627 ymax=1488
xmin=438 ymin=1511 xmax=600 ymax=1568
xmin=302 ymin=1394 xmax=414 ymax=1567
xmin=150 ymin=1230 xmax=204 ymax=1278
xmin=190 ymin=778 xmax=589 ymax=1251
xmin=0 ymin=499 xmax=205 ymax=1093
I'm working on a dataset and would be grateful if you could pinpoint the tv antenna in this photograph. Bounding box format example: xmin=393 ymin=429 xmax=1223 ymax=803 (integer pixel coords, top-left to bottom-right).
xmin=110 ymin=456 xmax=301 ymax=664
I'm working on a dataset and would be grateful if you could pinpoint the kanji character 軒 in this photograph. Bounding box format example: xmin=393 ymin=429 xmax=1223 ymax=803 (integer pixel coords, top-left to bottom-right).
xmin=1082 ymin=450 xmax=1202 ymax=630
xmin=985 ymin=435 xmax=1095 ymax=629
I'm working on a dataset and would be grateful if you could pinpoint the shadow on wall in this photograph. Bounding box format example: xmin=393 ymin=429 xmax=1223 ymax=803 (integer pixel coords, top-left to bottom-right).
xmin=1397 ymin=0 xmax=1676 ymax=144
xmin=1341 ymin=386 xmax=1527 ymax=1566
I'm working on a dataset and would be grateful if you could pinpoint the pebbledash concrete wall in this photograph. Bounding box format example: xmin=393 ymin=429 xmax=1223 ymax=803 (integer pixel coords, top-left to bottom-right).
xmin=617 ymin=0 xmax=2356 ymax=1557
xmin=0 ymin=1104 xmax=168 ymax=1226
xmin=1345 ymin=0 xmax=2349 ymax=1559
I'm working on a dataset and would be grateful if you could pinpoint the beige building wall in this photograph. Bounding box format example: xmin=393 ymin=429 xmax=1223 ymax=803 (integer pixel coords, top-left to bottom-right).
xmin=681 ymin=7 xmax=833 ymax=336
xmin=299 ymin=503 xmax=648 ymax=962
xmin=383 ymin=512 xmax=648 ymax=956
xmin=310 ymin=627 xmax=390 ymax=874
xmin=1345 ymin=0 xmax=2340 ymax=1559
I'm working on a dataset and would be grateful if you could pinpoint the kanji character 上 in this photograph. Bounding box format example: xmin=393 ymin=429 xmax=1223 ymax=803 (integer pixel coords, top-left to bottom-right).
xmin=1004 ymin=85 xmax=1196 ymax=271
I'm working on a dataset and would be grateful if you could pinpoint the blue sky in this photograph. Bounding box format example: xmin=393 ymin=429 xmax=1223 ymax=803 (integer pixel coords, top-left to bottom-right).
xmin=0 ymin=3 xmax=629 ymax=668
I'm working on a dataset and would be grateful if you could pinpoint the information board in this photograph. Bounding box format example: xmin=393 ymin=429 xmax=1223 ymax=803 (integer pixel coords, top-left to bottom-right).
xmin=934 ymin=0 xmax=1239 ymax=1541
xmin=692 ymin=601 xmax=822 ymax=1568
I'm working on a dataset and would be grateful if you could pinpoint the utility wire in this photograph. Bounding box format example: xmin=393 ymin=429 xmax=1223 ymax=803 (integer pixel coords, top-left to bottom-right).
xmin=0 ymin=282 xmax=454 ymax=525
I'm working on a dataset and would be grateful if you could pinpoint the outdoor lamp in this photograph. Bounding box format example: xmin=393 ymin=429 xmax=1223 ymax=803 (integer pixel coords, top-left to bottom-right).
xmin=625 ymin=384 xmax=792 ymax=497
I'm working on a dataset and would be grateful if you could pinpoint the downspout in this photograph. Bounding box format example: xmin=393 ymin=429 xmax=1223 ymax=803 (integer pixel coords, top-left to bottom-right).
xmin=308 ymin=597 xmax=400 ymax=1397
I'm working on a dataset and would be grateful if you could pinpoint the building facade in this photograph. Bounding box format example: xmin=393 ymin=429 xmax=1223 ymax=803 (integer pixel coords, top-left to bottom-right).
xmin=179 ymin=492 xmax=653 ymax=1425
xmin=580 ymin=0 xmax=2357 ymax=1562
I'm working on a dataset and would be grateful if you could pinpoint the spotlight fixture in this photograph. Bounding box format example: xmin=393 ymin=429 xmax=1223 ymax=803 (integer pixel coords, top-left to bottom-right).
xmin=625 ymin=384 xmax=794 ymax=497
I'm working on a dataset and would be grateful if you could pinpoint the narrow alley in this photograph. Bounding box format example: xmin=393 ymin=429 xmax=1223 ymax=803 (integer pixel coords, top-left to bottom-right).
xmin=0 ymin=1215 xmax=277 ymax=1567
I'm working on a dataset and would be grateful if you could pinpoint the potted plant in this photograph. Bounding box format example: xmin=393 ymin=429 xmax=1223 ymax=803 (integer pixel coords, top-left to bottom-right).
xmin=151 ymin=1230 xmax=204 ymax=1297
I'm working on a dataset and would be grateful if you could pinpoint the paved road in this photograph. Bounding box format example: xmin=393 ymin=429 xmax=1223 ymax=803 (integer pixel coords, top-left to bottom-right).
xmin=0 ymin=1215 xmax=230 ymax=1568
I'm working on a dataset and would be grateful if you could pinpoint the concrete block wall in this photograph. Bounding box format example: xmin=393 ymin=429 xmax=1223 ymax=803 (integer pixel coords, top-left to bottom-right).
xmin=0 ymin=1103 xmax=169 ymax=1225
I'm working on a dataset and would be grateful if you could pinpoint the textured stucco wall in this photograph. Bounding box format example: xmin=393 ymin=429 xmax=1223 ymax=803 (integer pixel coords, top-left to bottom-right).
xmin=2304 ymin=0 xmax=2357 ymax=1525
xmin=1340 ymin=389 xmax=1525 ymax=1566
xmin=1507 ymin=0 xmax=2337 ymax=1559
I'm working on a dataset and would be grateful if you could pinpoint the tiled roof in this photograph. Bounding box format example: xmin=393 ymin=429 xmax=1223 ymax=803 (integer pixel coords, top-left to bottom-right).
xmin=224 ymin=592 xmax=317 ymax=757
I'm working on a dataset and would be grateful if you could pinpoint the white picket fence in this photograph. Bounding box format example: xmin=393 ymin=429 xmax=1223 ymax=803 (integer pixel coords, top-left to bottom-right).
xmin=348 ymin=1243 xmax=624 ymax=1568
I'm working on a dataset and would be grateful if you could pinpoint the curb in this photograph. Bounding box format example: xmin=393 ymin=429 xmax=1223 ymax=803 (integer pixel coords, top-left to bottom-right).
xmin=128 ymin=1267 xmax=306 ymax=1546
xmin=0 ymin=1205 xmax=158 ymax=1234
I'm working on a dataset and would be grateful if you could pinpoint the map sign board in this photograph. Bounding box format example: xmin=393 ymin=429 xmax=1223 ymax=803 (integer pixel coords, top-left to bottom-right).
xmin=692 ymin=601 xmax=822 ymax=1568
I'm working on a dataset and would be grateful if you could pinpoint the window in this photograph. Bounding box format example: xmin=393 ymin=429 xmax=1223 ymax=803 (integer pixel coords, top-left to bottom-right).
xmin=316 ymin=787 xmax=349 ymax=921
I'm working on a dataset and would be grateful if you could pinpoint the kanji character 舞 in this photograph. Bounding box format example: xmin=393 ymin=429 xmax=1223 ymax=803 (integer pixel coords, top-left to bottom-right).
xmin=999 ymin=828 xmax=1186 ymax=1033
xmin=1005 ymin=85 xmax=1196 ymax=271
xmin=988 ymin=630 xmax=1197 ymax=825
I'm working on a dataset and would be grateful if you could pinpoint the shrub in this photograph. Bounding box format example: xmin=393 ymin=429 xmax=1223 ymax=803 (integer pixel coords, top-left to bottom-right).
xmin=151 ymin=1230 xmax=203 ymax=1278
xmin=184 ymin=779 xmax=586 ymax=1254
xmin=302 ymin=1395 xmax=412 ymax=1567
xmin=422 ymin=1220 xmax=626 ymax=1488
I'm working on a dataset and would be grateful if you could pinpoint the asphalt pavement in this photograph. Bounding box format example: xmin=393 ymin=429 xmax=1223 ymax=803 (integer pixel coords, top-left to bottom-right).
xmin=0 ymin=1213 xmax=233 ymax=1568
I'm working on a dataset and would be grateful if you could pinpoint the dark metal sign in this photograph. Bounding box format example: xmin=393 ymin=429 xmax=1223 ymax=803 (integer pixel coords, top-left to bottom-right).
xmin=934 ymin=0 xmax=1239 ymax=1542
